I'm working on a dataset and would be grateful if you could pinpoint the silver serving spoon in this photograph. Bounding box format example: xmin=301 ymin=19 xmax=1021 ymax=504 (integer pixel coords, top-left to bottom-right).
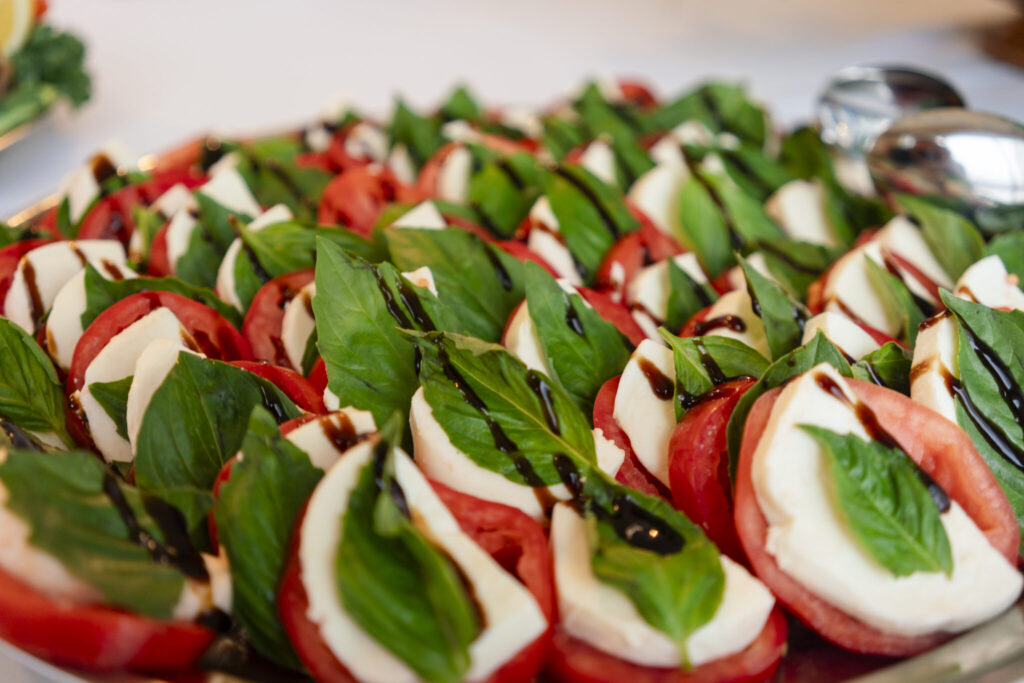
xmin=867 ymin=108 xmax=1024 ymax=220
xmin=818 ymin=65 xmax=965 ymax=156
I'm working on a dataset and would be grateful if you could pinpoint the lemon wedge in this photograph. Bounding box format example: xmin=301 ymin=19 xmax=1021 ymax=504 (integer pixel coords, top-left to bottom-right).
xmin=0 ymin=0 xmax=33 ymax=58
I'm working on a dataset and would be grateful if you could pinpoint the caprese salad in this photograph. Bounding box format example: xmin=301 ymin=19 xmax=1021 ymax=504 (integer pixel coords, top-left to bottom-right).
xmin=0 ymin=76 xmax=1022 ymax=683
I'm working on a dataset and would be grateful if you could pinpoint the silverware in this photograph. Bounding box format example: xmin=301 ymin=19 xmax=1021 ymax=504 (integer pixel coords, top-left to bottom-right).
xmin=818 ymin=65 xmax=965 ymax=155
xmin=867 ymin=108 xmax=1024 ymax=219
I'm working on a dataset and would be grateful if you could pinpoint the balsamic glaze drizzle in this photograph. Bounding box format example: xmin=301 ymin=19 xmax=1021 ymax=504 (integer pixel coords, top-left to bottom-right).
xmin=564 ymin=296 xmax=585 ymax=336
xmin=553 ymin=167 xmax=621 ymax=239
xmin=0 ymin=420 xmax=40 ymax=450
xmin=692 ymin=314 xmax=746 ymax=336
xmin=638 ymin=357 xmax=674 ymax=400
xmin=526 ymin=371 xmax=560 ymax=435
xmin=483 ymin=246 xmax=513 ymax=291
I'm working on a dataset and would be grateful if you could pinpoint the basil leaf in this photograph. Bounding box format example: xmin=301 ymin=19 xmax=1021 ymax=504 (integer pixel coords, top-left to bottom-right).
xmin=726 ymin=332 xmax=852 ymax=476
xmin=172 ymin=193 xmax=253 ymax=289
xmin=802 ymin=426 xmax=953 ymax=577
xmin=195 ymin=191 xmax=252 ymax=251
xmin=314 ymin=239 xmax=459 ymax=428
xmin=389 ymin=99 xmax=444 ymax=170
xmin=719 ymin=146 xmax=793 ymax=202
xmin=659 ymin=330 xmax=769 ymax=421
xmin=702 ymin=172 xmax=783 ymax=245
xmin=233 ymin=221 xmax=384 ymax=311
xmin=676 ymin=176 xmax=732 ymax=276
xmin=386 ymin=227 xmax=525 ymax=342
xmin=585 ymin=476 xmax=724 ymax=667
xmin=0 ymin=451 xmax=187 ymax=618
xmin=897 ymin=195 xmax=984 ymax=281
xmin=740 ymin=257 xmax=806 ymax=360
xmin=755 ymin=237 xmax=838 ymax=301
xmin=574 ymin=83 xmax=655 ymax=187
xmin=129 ymin=205 xmax=165 ymax=267
xmin=852 ymin=342 xmax=912 ymax=394
xmin=0 ymin=318 xmax=72 ymax=447
xmin=525 ymin=262 xmax=631 ymax=413
xmin=986 ymin=231 xmax=1024 ymax=286
xmin=650 ymin=82 xmax=767 ymax=148
xmin=665 ymin=259 xmax=719 ymax=332
xmin=865 ymin=257 xmax=928 ymax=346
xmin=90 ymin=376 xmax=132 ymax=441
xmin=440 ymin=85 xmax=483 ymax=122
xmin=408 ymin=330 xmax=597 ymax=485
xmin=466 ymin=153 xmax=543 ymax=238
xmin=133 ymin=353 xmax=302 ymax=493
xmin=80 ymin=263 xmax=242 ymax=329
xmin=248 ymin=159 xmax=331 ymax=221
xmin=543 ymin=165 xmax=639 ymax=283
xmin=215 ymin=407 xmax=322 ymax=669
xmin=336 ymin=418 xmax=478 ymax=683
xmin=541 ymin=116 xmax=588 ymax=161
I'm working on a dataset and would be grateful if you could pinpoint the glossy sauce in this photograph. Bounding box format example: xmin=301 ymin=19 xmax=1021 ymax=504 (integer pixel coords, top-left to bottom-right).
xmin=526 ymin=370 xmax=560 ymax=435
xmin=564 ymin=296 xmax=585 ymax=336
xmin=692 ymin=314 xmax=747 ymax=336
xmin=638 ymin=357 xmax=674 ymax=400
xmin=553 ymin=167 xmax=621 ymax=239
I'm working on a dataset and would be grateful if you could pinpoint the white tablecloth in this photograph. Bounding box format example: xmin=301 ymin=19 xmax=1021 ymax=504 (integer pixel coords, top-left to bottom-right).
xmin=1 ymin=0 xmax=1022 ymax=218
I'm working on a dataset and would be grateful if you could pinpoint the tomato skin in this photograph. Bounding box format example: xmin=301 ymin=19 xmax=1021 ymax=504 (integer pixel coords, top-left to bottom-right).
xmin=279 ymin=484 xmax=555 ymax=683
xmin=545 ymin=607 xmax=787 ymax=683
xmin=77 ymin=169 xmax=206 ymax=245
xmin=241 ymin=269 xmax=315 ymax=367
xmin=494 ymin=240 xmax=560 ymax=276
xmin=668 ymin=378 xmax=755 ymax=563
xmin=617 ymin=79 xmax=660 ymax=110
xmin=579 ymin=287 xmax=647 ymax=347
xmin=0 ymin=564 xmax=214 ymax=672
xmin=0 ymin=238 xmax=55 ymax=302
xmin=229 ymin=361 xmax=325 ymax=414
xmin=146 ymin=222 xmax=173 ymax=277
xmin=734 ymin=379 xmax=1019 ymax=656
xmin=595 ymin=211 xmax=684 ymax=297
xmin=309 ymin=357 xmax=328 ymax=394
xmin=318 ymin=166 xmax=419 ymax=236
xmin=593 ymin=376 xmax=671 ymax=500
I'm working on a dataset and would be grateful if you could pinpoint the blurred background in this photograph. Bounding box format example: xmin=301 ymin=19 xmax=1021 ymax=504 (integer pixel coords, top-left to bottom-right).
xmin=0 ymin=0 xmax=1022 ymax=217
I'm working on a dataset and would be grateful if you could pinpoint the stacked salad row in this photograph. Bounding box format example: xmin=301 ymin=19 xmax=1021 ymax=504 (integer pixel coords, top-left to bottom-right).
xmin=0 ymin=77 xmax=1023 ymax=682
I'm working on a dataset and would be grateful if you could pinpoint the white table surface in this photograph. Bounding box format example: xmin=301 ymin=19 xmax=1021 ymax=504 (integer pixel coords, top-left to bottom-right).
xmin=1 ymin=0 xmax=1023 ymax=218
xmin=0 ymin=1 xmax=1024 ymax=681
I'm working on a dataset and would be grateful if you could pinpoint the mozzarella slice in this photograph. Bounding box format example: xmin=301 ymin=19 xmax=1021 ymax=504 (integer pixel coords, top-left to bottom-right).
xmin=441 ymin=120 xmax=483 ymax=145
xmin=216 ymin=204 xmax=295 ymax=311
xmin=343 ymin=122 xmax=389 ymax=162
xmin=833 ymin=154 xmax=876 ymax=197
xmin=410 ymin=387 xmax=622 ymax=523
xmin=529 ymin=196 xmax=559 ymax=231
xmin=437 ymin=145 xmax=473 ymax=203
xmin=955 ymin=255 xmax=1024 ymax=312
xmin=724 ymin=252 xmax=777 ymax=293
xmin=172 ymin=552 xmax=234 ymax=620
xmin=164 ymin=208 xmax=199 ymax=274
xmin=401 ymin=266 xmax=438 ymax=296
xmin=551 ymin=503 xmax=774 ymax=667
xmin=647 ymin=135 xmax=687 ymax=168
xmin=76 ymin=311 xmax=193 ymax=463
xmin=669 ymin=120 xmax=715 ymax=147
xmin=627 ymin=253 xmax=708 ymax=340
xmin=875 ymin=216 xmax=954 ymax=292
xmin=801 ymin=312 xmax=880 ymax=361
xmin=498 ymin=107 xmax=543 ymax=139
xmin=151 ymin=183 xmax=198 ymax=220
xmin=627 ymin=162 xmax=689 ymax=236
xmin=60 ymin=141 xmax=136 ymax=224
xmin=124 ymin=338 xmax=202 ymax=456
xmin=752 ymin=363 xmax=1022 ymax=636
xmin=285 ymin=408 xmax=377 ymax=471
xmin=45 ymin=263 xmax=139 ymax=372
xmin=281 ymin=282 xmax=316 ymax=373
xmin=323 ymin=386 xmax=341 ymax=412
xmin=4 ymin=240 xmax=128 ymax=333
xmin=389 ymin=201 xmax=447 ymax=230
xmin=299 ymin=440 xmax=547 ymax=683
xmin=526 ymin=230 xmax=582 ymax=287
xmin=698 ymin=289 xmax=770 ymax=358
xmin=304 ymin=125 xmax=334 ymax=153
xmin=579 ymin=139 xmax=618 ymax=187
xmin=388 ymin=145 xmax=417 ymax=185
xmin=765 ymin=179 xmax=838 ymax=247
xmin=502 ymin=303 xmax=551 ymax=376
xmin=612 ymin=340 xmax=675 ymax=485
xmin=822 ymin=242 xmax=895 ymax=336
xmin=197 ymin=167 xmax=262 ymax=218
xmin=910 ymin=313 xmax=959 ymax=423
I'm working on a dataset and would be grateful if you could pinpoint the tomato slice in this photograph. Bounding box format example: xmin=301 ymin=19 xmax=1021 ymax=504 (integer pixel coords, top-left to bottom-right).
xmin=578 ymin=287 xmax=647 ymax=347
xmin=545 ymin=606 xmax=787 ymax=683
xmin=146 ymin=221 xmax=174 ymax=277
xmin=668 ymin=378 xmax=755 ymax=563
xmin=77 ymin=169 xmax=206 ymax=245
xmin=279 ymin=483 xmax=555 ymax=683
xmin=309 ymin=357 xmax=328 ymax=394
xmin=494 ymin=240 xmax=560 ymax=277
xmin=241 ymin=269 xmax=315 ymax=367
xmin=594 ymin=210 xmax=684 ymax=297
xmin=734 ymin=378 xmax=1019 ymax=656
xmin=229 ymin=360 xmax=325 ymax=414
xmin=593 ymin=376 xmax=671 ymax=500
xmin=318 ymin=166 xmax=418 ymax=236
xmin=0 ymin=564 xmax=214 ymax=672
xmin=0 ymin=238 xmax=55 ymax=302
